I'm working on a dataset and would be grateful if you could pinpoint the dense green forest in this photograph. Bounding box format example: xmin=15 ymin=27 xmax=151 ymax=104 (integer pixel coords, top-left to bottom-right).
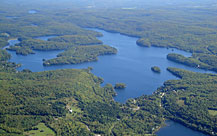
xmin=15 ymin=39 xmax=70 ymax=51
xmin=0 ymin=49 xmax=10 ymax=61
xmin=48 ymin=35 xmax=102 ymax=45
xmin=114 ymin=83 xmax=126 ymax=89
xmin=0 ymin=0 xmax=217 ymax=135
xmin=167 ymin=53 xmax=217 ymax=72
xmin=151 ymin=66 xmax=161 ymax=73
xmin=0 ymin=49 xmax=20 ymax=72
xmin=0 ymin=37 xmax=8 ymax=48
xmin=167 ymin=53 xmax=212 ymax=70
xmin=17 ymin=35 xmax=102 ymax=51
xmin=7 ymin=46 xmax=35 ymax=55
xmin=161 ymin=68 xmax=217 ymax=135
xmin=6 ymin=35 xmax=104 ymax=55
xmin=43 ymin=45 xmax=117 ymax=66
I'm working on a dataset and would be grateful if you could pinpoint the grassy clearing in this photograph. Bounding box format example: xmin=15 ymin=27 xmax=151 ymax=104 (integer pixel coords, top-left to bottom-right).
xmin=24 ymin=123 xmax=55 ymax=136
xmin=70 ymin=106 xmax=82 ymax=113
xmin=208 ymin=110 xmax=217 ymax=116
xmin=176 ymin=100 xmax=185 ymax=106
xmin=66 ymin=106 xmax=82 ymax=119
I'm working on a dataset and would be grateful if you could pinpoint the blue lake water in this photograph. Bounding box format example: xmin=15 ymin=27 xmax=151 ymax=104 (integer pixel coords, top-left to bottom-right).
xmin=35 ymin=35 xmax=57 ymax=41
xmin=156 ymin=120 xmax=208 ymax=136
xmin=6 ymin=28 xmax=212 ymax=136
xmin=4 ymin=39 xmax=20 ymax=49
xmin=28 ymin=10 xmax=37 ymax=14
xmin=31 ymin=24 xmax=38 ymax=27
xmin=5 ymin=16 xmax=18 ymax=19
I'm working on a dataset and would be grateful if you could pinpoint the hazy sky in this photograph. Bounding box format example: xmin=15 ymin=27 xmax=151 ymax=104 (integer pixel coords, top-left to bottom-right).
xmin=1 ymin=0 xmax=217 ymax=9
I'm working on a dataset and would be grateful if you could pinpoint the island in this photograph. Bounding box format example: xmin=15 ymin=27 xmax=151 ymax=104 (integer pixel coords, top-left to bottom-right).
xmin=151 ymin=66 xmax=161 ymax=73
xmin=43 ymin=45 xmax=117 ymax=66
xmin=114 ymin=83 xmax=126 ymax=89
xmin=7 ymin=46 xmax=35 ymax=56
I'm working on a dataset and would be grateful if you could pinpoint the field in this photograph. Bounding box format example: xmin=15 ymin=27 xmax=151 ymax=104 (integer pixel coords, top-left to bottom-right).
xmin=24 ymin=123 xmax=55 ymax=136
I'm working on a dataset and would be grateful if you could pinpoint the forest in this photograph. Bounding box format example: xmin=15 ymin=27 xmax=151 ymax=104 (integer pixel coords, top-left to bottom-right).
xmin=114 ymin=83 xmax=126 ymax=89
xmin=167 ymin=53 xmax=217 ymax=72
xmin=0 ymin=0 xmax=216 ymax=135
xmin=7 ymin=46 xmax=35 ymax=55
xmin=167 ymin=53 xmax=212 ymax=70
xmin=43 ymin=45 xmax=117 ymax=66
xmin=161 ymin=68 xmax=217 ymax=135
xmin=151 ymin=66 xmax=161 ymax=73
xmin=6 ymin=34 xmax=104 ymax=56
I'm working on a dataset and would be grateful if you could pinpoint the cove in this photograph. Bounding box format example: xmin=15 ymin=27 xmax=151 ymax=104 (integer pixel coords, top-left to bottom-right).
xmin=156 ymin=120 xmax=208 ymax=136
xmin=6 ymin=28 xmax=211 ymax=136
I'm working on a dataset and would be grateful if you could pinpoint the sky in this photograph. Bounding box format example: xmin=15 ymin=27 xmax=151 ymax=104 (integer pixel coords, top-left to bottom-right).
xmin=1 ymin=0 xmax=217 ymax=9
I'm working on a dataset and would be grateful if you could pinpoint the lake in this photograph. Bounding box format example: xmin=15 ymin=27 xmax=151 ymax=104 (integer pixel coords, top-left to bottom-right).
xmin=28 ymin=10 xmax=37 ymax=14
xmin=6 ymin=28 xmax=211 ymax=136
xmin=7 ymin=28 xmax=214 ymax=103
xmin=156 ymin=120 xmax=208 ymax=136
